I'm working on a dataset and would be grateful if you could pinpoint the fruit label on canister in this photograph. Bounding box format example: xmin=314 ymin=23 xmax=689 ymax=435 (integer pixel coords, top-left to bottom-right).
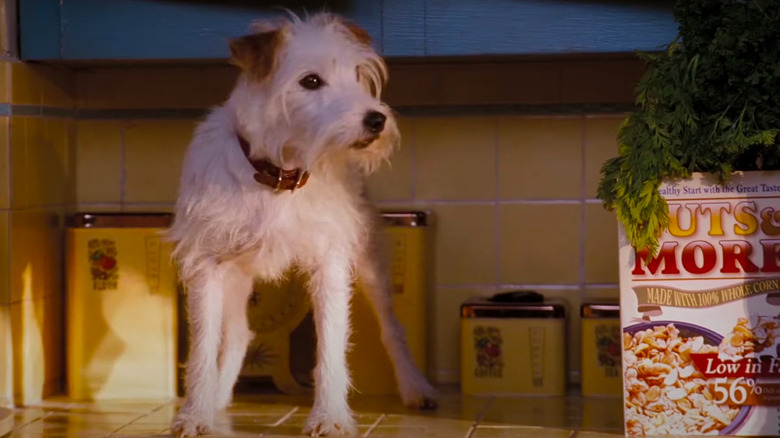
xmin=88 ymin=238 xmax=119 ymax=291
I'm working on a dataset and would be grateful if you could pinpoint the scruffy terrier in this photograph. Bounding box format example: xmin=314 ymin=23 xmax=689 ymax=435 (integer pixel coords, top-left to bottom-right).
xmin=167 ymin=13 xmax=437 ymax=437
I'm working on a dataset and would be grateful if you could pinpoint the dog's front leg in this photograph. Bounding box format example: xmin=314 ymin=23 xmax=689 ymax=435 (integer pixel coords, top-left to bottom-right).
xmin=356 ymin=242 xmax=437 ymax=410
xmin=173 ymin=268 xmax=224 ymax=437
xmin=303 ymin=261 xmax=357 ymax=437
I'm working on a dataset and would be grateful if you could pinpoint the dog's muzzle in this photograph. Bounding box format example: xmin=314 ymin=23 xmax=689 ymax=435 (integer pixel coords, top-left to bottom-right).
xmin=350 ymin=110 xmax=386 ymax=149
xmin=350 ymin=135 xmax=379 ymax=149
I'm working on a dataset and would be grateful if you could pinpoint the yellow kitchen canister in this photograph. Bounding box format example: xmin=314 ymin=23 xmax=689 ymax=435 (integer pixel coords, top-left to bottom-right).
xmin=460 ymin=291 xmax=566 ymax=396
xmin=239 ymin=271 xmax=313 ymax=394
xmin=66 ymin=213 xmax=178 ymax=400
xmin=348 ymin=211 xmax=432 ymax=394
xmin=236 ymin=211 xmax=433 ymax=395
xmin=580 ymin=302 xmax=621 ymax=397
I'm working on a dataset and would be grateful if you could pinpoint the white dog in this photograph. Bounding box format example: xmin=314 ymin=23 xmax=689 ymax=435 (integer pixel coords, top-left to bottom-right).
xmin=167 ymin=13 xmax=437 ymax=437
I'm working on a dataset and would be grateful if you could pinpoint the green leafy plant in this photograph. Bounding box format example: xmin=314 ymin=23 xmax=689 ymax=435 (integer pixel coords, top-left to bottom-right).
xmin=597 ymin=0 xmax=779 ymax=254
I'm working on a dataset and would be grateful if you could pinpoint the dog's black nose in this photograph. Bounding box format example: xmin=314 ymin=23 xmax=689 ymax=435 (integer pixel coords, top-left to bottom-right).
xmin=363 ymin=111 xmax=386 ymax=134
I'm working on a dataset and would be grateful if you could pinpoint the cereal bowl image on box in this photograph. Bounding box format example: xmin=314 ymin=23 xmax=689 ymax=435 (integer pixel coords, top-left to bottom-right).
xmin=619 ymin=172 xmax=780 ymax=437
xmin=623 ymin=321 xmax=752 ymax=435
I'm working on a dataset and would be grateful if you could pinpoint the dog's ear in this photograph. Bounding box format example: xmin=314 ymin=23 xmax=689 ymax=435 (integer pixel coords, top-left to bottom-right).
xmin=229 ymin=31 xmax=282 ymax=81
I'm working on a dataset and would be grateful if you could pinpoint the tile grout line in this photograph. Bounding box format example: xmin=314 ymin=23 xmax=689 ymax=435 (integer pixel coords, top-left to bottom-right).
xmin=6 ymin=201 xmax=76 ymax=211
xmin=375 ymin=199 xmax=592 ymax=205
xmin=76 ymin=200 xmax=605 ymax=209
xmin=579 ymin=116 xmax=587 ymax=304
xmin=107 ymin=402 xmax=169 ymax=436
xmin=493 ymin=116 xmax=501 ymax=291
xmin=573 ymin=115 xmax=588 ymax=386
xmin=6 ymin=104 xmax=14 ymax=210
xmin=270 ymin=406 xmax=299 ymax=427
xmin=4 ymin=63 xmax=9 ymax=110
xmin=259 ymin=405 xmax=299 ymax=436
xmin=436 ymin=283 xmax=619 ymax=290
xmin=2 ymin=98 xmax=11 ymax=314
xmin=361 ymin=413 xmax=386 ymax=437
xmin=409 ymin=118 xmax=417 ymax=201
xmin=76 ymin=202 xmax=174 ymax=207
xmin=0 ymin=104 xmax=632 ymax=121
xmin=12 ymin=410 xmax=54 ymax=431
xmin=119 ymin=121 xmax=126 ymax=208
xmin=464 ymin=395 xmax=494 ymax=438
xmin=584 ymin=283 xmax=620 ymax=289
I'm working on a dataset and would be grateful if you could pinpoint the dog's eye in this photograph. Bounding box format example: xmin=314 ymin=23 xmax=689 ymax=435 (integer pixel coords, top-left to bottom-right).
xmin=299 ymin=74 xmax=324 ymax=90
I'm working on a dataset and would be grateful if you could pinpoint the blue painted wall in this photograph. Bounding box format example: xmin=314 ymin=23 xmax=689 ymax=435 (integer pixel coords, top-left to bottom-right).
xmin=19 ymin=0 xmax=678 ymax=61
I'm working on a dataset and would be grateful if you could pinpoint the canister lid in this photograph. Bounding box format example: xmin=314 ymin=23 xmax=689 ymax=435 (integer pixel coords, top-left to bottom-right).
xmin=68 ymin=213 xmax=173 ymax=228
xmin=380 ymin=211 xmax=431 ymax=227
xmin=581 ymin=302 xmax=620 ymax=318
xmin=461 ymin=291 xmax=566 ymax=319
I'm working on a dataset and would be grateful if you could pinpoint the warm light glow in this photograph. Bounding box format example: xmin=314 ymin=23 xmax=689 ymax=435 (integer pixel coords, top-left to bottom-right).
xmin=18 ymin=264 xmax=44 ymax=404
xmin=0 ymin=305 xmax=13 ymax=408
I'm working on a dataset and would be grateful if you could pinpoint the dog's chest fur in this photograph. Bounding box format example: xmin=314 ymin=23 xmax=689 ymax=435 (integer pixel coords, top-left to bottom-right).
xmin=235 ymin=179 xmax=368 ymax=279
xmin=169 ymin=107 xmax=370 ymax=282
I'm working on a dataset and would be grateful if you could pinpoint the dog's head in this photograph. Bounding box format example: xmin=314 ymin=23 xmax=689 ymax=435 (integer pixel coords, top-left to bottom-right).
xmin=227 ymin=13 xmax=398 ymax=174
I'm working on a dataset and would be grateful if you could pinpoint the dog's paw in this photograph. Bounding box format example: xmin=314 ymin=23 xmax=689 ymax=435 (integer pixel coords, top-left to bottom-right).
xmin=400 ymin=380 xmax=438 ymax=410
xmin=302 ymin=409 xmax=357 ymax=437
xmin=171 ymin=412 xmax=212 ymax=438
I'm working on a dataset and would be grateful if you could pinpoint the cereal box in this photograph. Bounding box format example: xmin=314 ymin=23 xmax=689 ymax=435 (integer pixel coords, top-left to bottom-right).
xmin=619 ymin=171 xmax=780 ymax=436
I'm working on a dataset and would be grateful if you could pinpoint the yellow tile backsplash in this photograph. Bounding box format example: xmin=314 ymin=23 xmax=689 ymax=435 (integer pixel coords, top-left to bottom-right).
xmin=10 ymin=117 xmax=75 ymax=209
xmin=9 ymin=62 xmax=41 ymax=105
xmin=3 ymin=59 xmax=75 ymax=405
xmin=123 ymin=120 xmax=193 ymax=204
xmin=0 ymin=210 xmax=7 ymax=416
xmin=9 ymin=63 xmax=74 ymax=107
xmin=9 ymin=209 xmax=64 ymax=303
xmin=584 ymin=287 xmax=619 ymax=302
xmin=65 ymin=111 xmax=624 ymax=382
xmin=0 ymin=116 xmax=8 ymax=209
xmin=584 ymin=116 xmax=622 ymax=198
xmin=2 ymin=58 xmax=627 ymax=395
xmin=75 ymin=121 xmax=122 ymax=204
xmin=10 ymin=295 xmax=63 ymax=405
xmin=38 ymin=66 xmax=76 ymax=108
xmin=498 ymin=203 xmax=582 ymax=285
xmin=414 ymin=117 xmax=497 ymax=200
xmin=498 ymin=116 xmax=583 ymax=199
xmin=583 ymin=203 xmax=619 ymax=284
xmin=432 ymin=204 xmax=496 ymax=286
xmin=0 ymin=61 xmax=9 ymax=104
xmin=0 ymin=210 xmax=8 ymax=304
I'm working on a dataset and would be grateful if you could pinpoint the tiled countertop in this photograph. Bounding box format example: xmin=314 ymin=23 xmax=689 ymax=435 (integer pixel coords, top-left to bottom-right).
xmin=4 ymin=387 xmax=624 ymax=437
xmin=1 ymin=407 xmax=13 ymax=436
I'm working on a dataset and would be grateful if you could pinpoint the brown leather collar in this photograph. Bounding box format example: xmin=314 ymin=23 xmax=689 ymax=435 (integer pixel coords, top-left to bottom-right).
xmin=237 ymin=134 xmax=309 ymax=192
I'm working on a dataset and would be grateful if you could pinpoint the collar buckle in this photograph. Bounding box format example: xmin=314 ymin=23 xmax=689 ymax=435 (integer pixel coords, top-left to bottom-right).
xmin=273 ymin=172 xmax=284 ymax=192
xmin=238 ymin=133 xmax=310 ymax=193
xmin=291 ymin=170 xmax=306 ymax=193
